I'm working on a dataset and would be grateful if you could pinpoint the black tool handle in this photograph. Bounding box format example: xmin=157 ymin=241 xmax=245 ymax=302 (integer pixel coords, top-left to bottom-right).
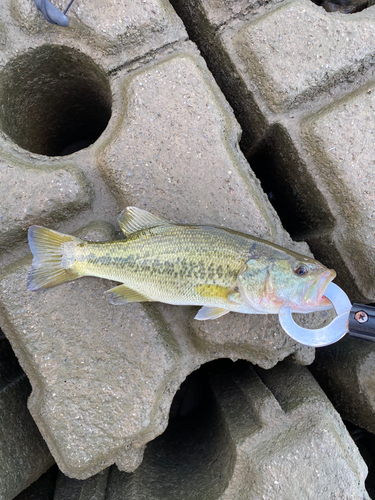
xmin=348 ymin=303 xmax=375 ymax=342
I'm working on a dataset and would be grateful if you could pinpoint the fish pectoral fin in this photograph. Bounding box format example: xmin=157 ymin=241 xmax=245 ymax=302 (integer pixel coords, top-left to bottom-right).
xmin=118 ymin=207 xmax=175 ymax=236
xmin=104 ymin=284 xmax=154 ymax=305
xmin=194 ymin=306 xmax=230 ymax=321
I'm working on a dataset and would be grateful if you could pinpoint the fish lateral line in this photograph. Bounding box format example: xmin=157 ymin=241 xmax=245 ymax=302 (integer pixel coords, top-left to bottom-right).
xmin=26 ymin=207 xmax=337 ymax=319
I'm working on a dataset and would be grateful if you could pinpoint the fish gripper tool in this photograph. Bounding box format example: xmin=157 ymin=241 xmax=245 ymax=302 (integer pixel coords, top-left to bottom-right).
xmin=279 ymin=282 xmax=375 ymax=347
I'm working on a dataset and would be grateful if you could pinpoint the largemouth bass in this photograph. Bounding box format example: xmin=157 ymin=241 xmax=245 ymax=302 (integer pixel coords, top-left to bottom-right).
xmin=27 ymin=207 xmax=336 ymax=320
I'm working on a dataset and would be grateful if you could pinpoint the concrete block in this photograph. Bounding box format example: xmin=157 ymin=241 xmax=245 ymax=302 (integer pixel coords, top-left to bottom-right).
xmin=0 ymin=253 xmax=181 ymax=479
xmin=68 ymin=0 xmax=187 ymax=59
xmin=53 ymin=469 xmax=108 ymax=500
xmin=218 ymin=361 xmax=369 ymax=499
xmin=0 ymin=372 xmax=54 ymax=500
xmin=0 ymin=214 xmax=318 ymax=480
xmin=0 ymin=12 xmax=341 ymax=478
xmin=14 ymin=466 xmax=58 ymax=500
xmin=98 ymin=49 xmax=295 ymax=245
xmin=0 ymin=160 xmax=93 ymax=248
xmin=232 ymin=0 xmax=375 ymax=112
xmin=0 ymin=334 xmax=54 ymax=500
xmin=301 ymin=84 xmax=375 ymax=300
xmin=8 ymin=0 xmax=187 ymax=69
xmin=15 ymin=466 xmax=107 ymax=500
xmin=311 ymin=338 xmax=375 ymax=434
xmin=170 ymin=0 xmax=375 ymax=302
xmin=0 ymin=0 xmax=364 ymax=488
xmin=104 ymin=360 xmax=369 ymax=499
xmin=189 ymin=308 xmax=317 ymax=368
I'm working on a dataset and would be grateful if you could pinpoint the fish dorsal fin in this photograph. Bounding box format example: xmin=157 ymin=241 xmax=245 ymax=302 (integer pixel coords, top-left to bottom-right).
xmin=118 ymin=207 xmax=174 ymax=236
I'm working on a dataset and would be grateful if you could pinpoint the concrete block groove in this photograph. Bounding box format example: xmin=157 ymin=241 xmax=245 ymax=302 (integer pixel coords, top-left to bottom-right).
xmin=0 ymin=336 xmax=54 ymax=500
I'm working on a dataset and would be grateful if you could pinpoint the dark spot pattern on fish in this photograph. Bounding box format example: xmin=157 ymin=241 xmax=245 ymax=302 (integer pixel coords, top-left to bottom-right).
xmin=216 ymin=265 xmax=223 ymax=279
xmin=79 ymin=235 xmax=243 ymax=286
xmin=85 ymin=252 xmax=112 ymax=264
xmin=206 ymin=262 xmax=216 ymax=280
xmin=224 ymin=264 xmax=238 ymax=281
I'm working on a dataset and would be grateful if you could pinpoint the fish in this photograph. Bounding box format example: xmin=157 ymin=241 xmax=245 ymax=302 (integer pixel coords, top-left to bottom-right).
xmin=26 ymin=207 xmax=336 ymax=320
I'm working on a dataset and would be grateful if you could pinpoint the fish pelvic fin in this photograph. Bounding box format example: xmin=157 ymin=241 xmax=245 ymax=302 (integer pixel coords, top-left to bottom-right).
xmin=27 ymin=226 xmax=82 ymax=291
xmin=118 ymin=207 xmax=174 ymax=236
xmin=194 ymin=306 xmax=230 ymax=320
xmin=104 ymin=284 xmax=154 ymax=305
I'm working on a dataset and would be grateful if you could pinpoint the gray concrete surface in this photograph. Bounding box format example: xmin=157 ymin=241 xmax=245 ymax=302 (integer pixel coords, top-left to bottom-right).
xmin=312 ymin=338 xmax=375 ymax=434
xmin=0 ymin=335 xmax=54 ymax=500
xmin=0 ymin=219 xmax=317 ymax=479
xmin=170 ymin=0 xmax=375 ymax=303
xmin=0 ymin=0 xmax=373 ymax=496
xmin=102 ymin=360 xmax=370 ymax=499
xmin=10 ymin=0 xmax=187 ymax=70
xmin=232 ymin=1 xmax=375 ymax=111
xmin=0 ymin=160 xmax=92 ymax=248
xmin=25 ymin=359 xmax=369 ymax=499
xmin=301 ymin=85 xmax=375 ymax=301
xmin=13 ymin=466 xmax=57 ymax=500
xmin=53 ymin=469 xmax=108 ymax=500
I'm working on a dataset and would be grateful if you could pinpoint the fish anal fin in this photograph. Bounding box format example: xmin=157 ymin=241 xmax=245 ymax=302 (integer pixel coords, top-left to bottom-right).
xmin=194 ymin=306 xmax=230 ymax=321
xmin=104 ymin=284 xmax=154 ymax=305
xmin=118 ymin=207 xmax=173 ymax=236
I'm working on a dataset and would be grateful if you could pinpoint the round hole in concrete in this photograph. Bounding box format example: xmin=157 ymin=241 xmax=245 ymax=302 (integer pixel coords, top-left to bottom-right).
xmin=0 ymin=45 xmax=112 ymax=156
xmin=310 ymin=0 xmax=368 ymax=13
xmin=111 ymin=360 xmax=236 ymax=499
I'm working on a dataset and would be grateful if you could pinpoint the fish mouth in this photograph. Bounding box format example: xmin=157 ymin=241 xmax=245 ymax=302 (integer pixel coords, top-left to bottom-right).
xmin=304 ymin=269 xmax=336 ymax=310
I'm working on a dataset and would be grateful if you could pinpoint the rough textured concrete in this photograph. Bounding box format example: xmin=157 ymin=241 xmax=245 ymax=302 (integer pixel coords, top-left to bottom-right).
xmin=14 ymin=466 xmax=58 ymax=500
xmin=53 ymin=469 xmax=108 ymax=500
xmin=311 ymin=338 xmax=375 ymax=435
xmin=0 ymin=160 xmax=92 ymax=248
xmin=0 ymin=9 xmax=326 ymax=483
xmin=0 ymin=336 xmax=54 ymax=500
xmin=218 ymin=361 xmax=369 ymax=499
xmin=232 ymin=1 xmax=375 ymax=112
xmin=170 ymin=0 xmax=375 ymax=303
xmin=189 ymin=308 xmax=320 ymax=368
xmin=301 ymin=85 xmax=375 ymax=300
xmin=9 ymin=0 xmax=187 ymax=69
xmin=0 ymin=0 xmax=372 ymax=494
xmin=0 ymin=251 xmax=180 ymax=479
xmin=104 ymin=360 xmax=369 ymax=499
xmin=0 ymin=219 xmax=316 ymax=479
xmin=99 ymin=50 xmax=284 ymax=241
xmin=195 ymin=0 xmax=276 ymax=26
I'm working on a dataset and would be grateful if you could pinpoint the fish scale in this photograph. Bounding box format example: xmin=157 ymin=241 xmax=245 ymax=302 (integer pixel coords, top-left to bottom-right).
xmin=26 ymin=207 xmax=336 ymax=320
xmin=74 ymin=225 xmax=249 ymax=306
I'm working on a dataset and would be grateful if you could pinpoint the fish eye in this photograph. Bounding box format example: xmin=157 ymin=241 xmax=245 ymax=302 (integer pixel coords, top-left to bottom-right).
xmin=294 ymin=264 xmax=309 ymax=277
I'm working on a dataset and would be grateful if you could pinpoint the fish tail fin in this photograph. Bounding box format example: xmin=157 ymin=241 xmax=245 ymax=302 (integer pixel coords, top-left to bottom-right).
xmin=27 ymin=226 xmax=83 ymax=291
